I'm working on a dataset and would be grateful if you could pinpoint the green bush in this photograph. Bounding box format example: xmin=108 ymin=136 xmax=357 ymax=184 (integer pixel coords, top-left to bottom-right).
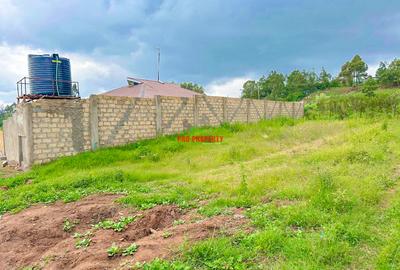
xmin=306 ymin=92 xmax=400 ymax=119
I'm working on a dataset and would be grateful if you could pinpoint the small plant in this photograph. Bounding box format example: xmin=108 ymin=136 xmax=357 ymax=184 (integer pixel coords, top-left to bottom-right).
xmin=94 ymin=216 xmax=136 ymax=232
xmin=75 ymin=238 xmax=91 ymax=249
xmin=381 ymin=121 xmax=388 ymax=131
xmin=21 ymin=266 xmax=40 ymax=270
xmin=173 ymin=219 xmax=185 ymax=226
xmin=73 ymin=230 xmax=93 ymax=239
xmin=122 ymin=243 xmax=138 ymax=256
xmin=162 ymin=231 xmax=173 ymax=238
xmin=346 ymin=150 xmax=372 ymax=164
xmin=107 ymin=243 xmax=123 ymax=257
xmin=63 ymin=218 xmax=78 ymax=232
xmin=139 ymin=202 xmax=157 ymax=210
xmin=239 ymin=165 xmax=249 ymax=195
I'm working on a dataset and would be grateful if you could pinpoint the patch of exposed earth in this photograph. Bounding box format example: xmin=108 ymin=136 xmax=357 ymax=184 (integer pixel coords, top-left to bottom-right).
xmin=0 ymin=194 xmax=248 ymax=270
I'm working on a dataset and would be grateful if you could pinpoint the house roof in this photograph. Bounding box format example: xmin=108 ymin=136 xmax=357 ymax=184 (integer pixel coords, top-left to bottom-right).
xmin=102 ymin=77 xmax=202 ymax=98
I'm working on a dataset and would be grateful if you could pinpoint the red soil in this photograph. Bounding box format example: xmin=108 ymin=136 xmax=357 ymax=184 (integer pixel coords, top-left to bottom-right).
xmin=0 ymin=194 xmax=248 ymax=270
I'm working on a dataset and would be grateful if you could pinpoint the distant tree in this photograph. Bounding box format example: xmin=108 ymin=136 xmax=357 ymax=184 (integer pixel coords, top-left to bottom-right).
xmin=338 ymin=61 xmax=353 ymax=86
xmin=376 ymin=62 xmax=390 ymax=87
xmin=286 ymin=70 xmax=308 ymax=100
xmin=338 ymin=55 xmax=368 ymax=86
xmin=0 ymin=103 xmax=16 ymax=128
xmin=330 ymin=77 xmax=341 ymax=88
xmin=361 ymin=76 xmax=378 ymax=97
xmin=256 ymin=76 xmax=269 ymax=98
xmin=241 ymin=80 xmax=259 ymax=99
xmin=376 ymin=59 xmax=400 ymax=88
xmin=388 ymin=59 xmax=400 ymax=87
xmin=350 ymin=55 xmax=368 ymax=85
xmin=180 ymin=82 xmax=205 ymax=94
xmin=259 ymin=71 xmax=286 ymax=100
xmin=303 ymin=71 xmax=319 ymax=95
xmin=318 ymin=68 xmax=332 ymax=89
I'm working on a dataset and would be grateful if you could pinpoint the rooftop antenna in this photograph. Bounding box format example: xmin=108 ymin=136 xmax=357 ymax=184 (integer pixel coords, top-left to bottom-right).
xmin=156 ymin=48 xmax=160 ymax=82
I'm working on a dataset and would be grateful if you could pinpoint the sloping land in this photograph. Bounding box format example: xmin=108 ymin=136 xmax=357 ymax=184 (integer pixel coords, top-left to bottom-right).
xmin=1 ymin=116 xmax=400 ymax=269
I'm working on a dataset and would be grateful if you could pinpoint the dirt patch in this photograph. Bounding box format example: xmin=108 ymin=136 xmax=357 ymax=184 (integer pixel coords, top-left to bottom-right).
xmin=0 ymin=166 xmax=21 ymax=179
xmin=0 ymin=194 xmax=248 ymax=270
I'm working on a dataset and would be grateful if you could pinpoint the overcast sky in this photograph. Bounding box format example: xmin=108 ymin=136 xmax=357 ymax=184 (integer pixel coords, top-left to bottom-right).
xmin=0 ymin=0 xmax=400 ymax=104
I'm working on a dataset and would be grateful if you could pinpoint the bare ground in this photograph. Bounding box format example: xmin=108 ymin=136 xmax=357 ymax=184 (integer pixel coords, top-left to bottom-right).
xmin=0 ymin=194 xmax=248 ymax=270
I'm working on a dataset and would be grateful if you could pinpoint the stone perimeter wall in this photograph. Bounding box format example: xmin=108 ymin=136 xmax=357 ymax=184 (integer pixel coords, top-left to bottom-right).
xmin=4 ymin=95 xmax=303 ymax=167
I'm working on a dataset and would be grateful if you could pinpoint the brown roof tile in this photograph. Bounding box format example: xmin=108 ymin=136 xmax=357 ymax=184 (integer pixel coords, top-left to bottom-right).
xmin=102 ymin=78 xmax=202 ymax=98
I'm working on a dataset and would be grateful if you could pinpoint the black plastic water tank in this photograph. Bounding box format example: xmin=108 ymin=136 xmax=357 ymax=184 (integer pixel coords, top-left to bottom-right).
xmin=28 ymin=54 xmax=72 ymax=96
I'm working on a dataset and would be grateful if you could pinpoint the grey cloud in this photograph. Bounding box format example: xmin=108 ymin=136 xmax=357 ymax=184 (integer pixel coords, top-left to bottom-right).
xmin=0 ymin=0 xmax=400 ymax=104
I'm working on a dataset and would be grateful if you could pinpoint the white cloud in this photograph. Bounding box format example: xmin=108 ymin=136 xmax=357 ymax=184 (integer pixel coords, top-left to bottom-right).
xmin=368 ymin=63 xmax=380 ymax=77
xmin=367 ymin=56 xmax=396 ymax=77
xmin=205 ymin=76 xmax=254 ymax=97
xmin=0 ymin=43 xmax=131 ymax=103
xmin=65 ymin=53 xmax=130 ymax=97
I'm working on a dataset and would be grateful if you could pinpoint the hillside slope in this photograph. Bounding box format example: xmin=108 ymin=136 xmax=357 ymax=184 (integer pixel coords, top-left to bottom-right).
xmin=1 ymin=117 xmax=400 ymax=269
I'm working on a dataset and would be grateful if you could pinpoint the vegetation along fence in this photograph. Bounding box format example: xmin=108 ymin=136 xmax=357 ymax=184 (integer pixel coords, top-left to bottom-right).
xmin=306 ymin=92 xmax=400 ymax=119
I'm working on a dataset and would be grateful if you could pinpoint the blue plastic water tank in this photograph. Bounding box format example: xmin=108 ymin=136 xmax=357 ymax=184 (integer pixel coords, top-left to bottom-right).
xmin=28 ymin=54 xmax=72 ymax=96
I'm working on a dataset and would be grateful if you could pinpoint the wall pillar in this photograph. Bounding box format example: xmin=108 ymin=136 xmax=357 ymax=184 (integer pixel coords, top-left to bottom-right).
xmin=223 ymin=97 xmax=227 ymax=123
xmin=263 ymin=100 xmax=267 ymax=119
xmin=23 ymin=103 xmax=33 ymax=168
xmin=193 ymin=95 xmax=199 ymax=127
xmin=292 ymin=102 xmax=295 ymax=118
xmin=155 ymin=95 xmax=162 ymax=135
xmin=246 ymin=99 xmax=250 ymax=123
xmin=89 ymin=95 xmax=99 ymax=150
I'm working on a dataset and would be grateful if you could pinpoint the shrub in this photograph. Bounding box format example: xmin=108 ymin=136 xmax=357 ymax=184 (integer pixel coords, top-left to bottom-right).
xmin=361 ymin=77 xmax=378 ymax=97
xmin=309 ymin=92 xmax=400 ymax=118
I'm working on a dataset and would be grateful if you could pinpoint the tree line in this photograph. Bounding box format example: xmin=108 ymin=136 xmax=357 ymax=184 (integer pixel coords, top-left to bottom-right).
xmin=0 ymin=103 xmax=15 ymax=128
xmin=241 ymin=55 xmax=400 ymax=101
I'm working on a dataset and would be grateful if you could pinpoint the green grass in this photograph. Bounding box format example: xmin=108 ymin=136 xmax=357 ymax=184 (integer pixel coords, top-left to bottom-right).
xmin=1 ymin=116 xmax=400 ymax=268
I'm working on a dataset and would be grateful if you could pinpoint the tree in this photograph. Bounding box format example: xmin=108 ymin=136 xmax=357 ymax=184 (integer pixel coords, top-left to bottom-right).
xmin=338 ymin=61 xmax=353 ymax=86
xmin=303 ymin=71 xmax=319 ymax=94
xmin=241 ymin=80 xmax=259 ymax=99
xmin=338 ymin=55 xmax=368 ymax=86
xmin=376 ymin=59 xmax=400 ymax=88
xmin=259 ymin=71 xmax=286 ymax=100
xmin=0 ymin=103 xmax=16 ymax=128
xmin=349 ymin=55 xmax=368 ymax=85
xmin=318 ymin=68 xmax=332 ymax=89
xmin=286 ymin=70 xmax=308 ymax=100
xmin=361 ymin=76 xmax=378 ymax=97
xmin=388 ymin=59 xmax=400 ymax=87
xmin=180 ymin=82 xmax=205 ymax=94
xmin=376 ymin=62 xmax=390 ymax=87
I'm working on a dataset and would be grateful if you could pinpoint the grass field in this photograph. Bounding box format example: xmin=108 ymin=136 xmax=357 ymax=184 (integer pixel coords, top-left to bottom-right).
xmin=1 ymin=114 xmax=400 ymax=269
